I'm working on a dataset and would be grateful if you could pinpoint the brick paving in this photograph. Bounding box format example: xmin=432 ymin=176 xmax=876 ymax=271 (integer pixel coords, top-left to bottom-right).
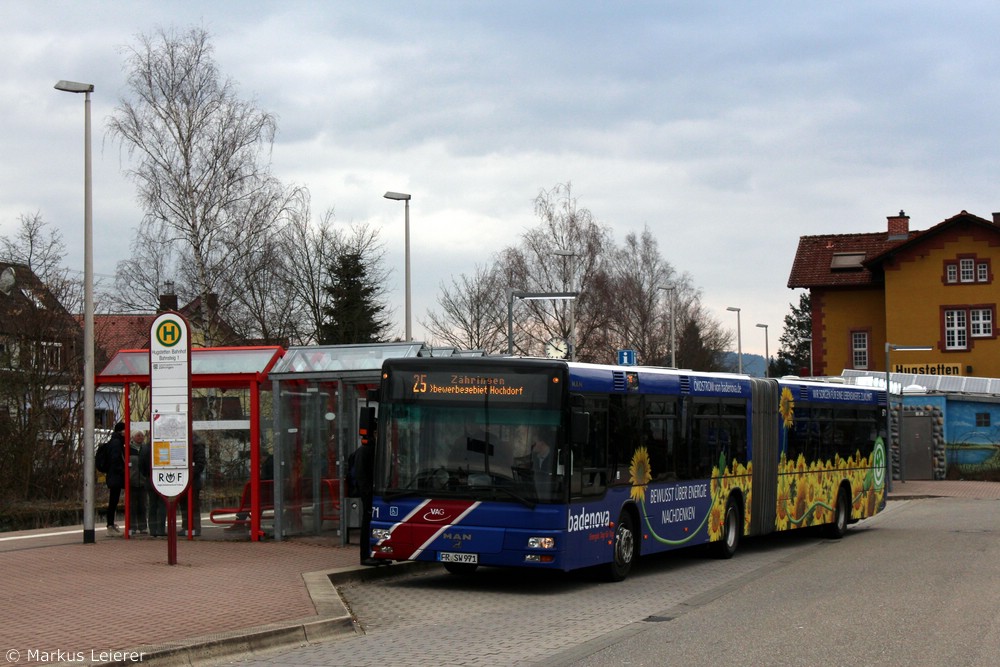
xmin=1 ymin=529 xmax=361 ymax=666
xmin=0 ymin=480 xmax=997 ymax=666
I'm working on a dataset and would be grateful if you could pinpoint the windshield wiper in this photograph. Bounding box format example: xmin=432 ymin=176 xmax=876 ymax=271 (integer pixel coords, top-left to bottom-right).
xmin=490 ymin=485 xmax=536 ymax=509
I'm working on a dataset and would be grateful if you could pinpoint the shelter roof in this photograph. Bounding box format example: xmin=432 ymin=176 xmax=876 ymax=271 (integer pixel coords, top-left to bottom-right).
xmin=97 ymin=345 xmax=284 ymax=388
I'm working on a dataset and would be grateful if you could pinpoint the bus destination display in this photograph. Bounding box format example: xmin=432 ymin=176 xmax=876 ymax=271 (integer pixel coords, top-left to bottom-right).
xmin=392 ymin=370 xmax=555 ymax=403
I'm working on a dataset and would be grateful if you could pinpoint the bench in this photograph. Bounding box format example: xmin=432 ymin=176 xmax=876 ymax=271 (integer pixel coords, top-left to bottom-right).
xmin=209 ymin=479 xmax=275 ymax=526
xmin=208 ymin=478 xmax=341 ymax=526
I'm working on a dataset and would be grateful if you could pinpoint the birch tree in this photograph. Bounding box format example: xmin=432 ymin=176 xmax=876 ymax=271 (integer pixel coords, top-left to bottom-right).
xmin=109 ymin=26 xmax=298 ymax=344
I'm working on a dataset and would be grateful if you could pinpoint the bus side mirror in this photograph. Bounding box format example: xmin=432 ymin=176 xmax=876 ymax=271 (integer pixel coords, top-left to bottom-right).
xmin=571 ymin=411 xmax=590 ymax=446
xmin=367 ymin=388 xmax=381 ymax=402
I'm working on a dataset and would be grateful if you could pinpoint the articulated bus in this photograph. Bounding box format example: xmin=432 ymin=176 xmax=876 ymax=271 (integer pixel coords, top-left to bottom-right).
xmin=363 ymin=357 xmax=887 ymax=581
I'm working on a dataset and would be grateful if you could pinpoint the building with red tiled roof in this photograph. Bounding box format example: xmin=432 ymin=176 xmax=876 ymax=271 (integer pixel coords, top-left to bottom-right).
xmin=93 ymin=313 xmax=156 ymax=369
xmin=91 ymin=290 xmax=249 ymax=372
xmin=788 ymin=210 xmax=1000 ymax=377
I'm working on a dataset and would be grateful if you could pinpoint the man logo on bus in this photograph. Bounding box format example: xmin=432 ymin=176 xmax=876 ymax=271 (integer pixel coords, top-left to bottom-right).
xmin=156 ymin=320 xmax=182 ymax=347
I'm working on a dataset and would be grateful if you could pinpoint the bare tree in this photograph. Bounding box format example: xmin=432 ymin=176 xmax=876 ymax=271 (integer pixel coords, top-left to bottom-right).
xmin=106 ymin=217 xmax=179 ymax=313
xmin=498 ymin=182 xmax=614 ymax=359
xmin=108 ymin=26 xmax=298 ymax=344
xmin=281 ymin=196 xmax=339 ymax=345
xmin=0 ymin=214 xmax=87 ymax=502
xmin=1 ymin=213 xmax=67 ymax=284
xmin=423 ymin=264 xmax=508 ymax=351
xmin=600 ymin=227 xmax=674 ymax=363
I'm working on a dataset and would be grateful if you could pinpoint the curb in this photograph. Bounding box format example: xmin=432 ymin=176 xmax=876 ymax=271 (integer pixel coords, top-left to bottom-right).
xmin=96 ymin=560 xmax=432 ymax=666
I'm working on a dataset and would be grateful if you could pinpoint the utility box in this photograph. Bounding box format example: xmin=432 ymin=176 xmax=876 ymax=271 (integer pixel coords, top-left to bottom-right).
xmin=346 ymin=497 xmax=361 ymax=528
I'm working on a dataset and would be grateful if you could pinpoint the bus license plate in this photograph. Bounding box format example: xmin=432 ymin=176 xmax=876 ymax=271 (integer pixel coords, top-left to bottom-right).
xmin=439 ymin=552 xmax=478 ymax=564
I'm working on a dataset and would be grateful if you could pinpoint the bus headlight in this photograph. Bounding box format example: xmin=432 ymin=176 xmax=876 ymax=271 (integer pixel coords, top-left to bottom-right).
xmin=372 ymin=528 xmax=391 ymax=540
xmin=527 ymin=537 xmax=556 ymax=549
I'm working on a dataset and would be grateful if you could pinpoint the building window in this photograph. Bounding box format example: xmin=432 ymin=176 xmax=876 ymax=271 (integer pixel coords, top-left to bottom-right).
xmin=44 ymin=342 xmax=62 ymax=370
xmin=970 ymin=308 xmax=994 ymax=337
xmin=960 ymin=258 xmax=975 ymax=282
xmin=0 ymin=339 xmax=19 ymax=369
xmin=975 ymin=412 xmax=991 ymax=428
xmin=852 ymin=331 xmax=869 ymax=369
xmin=945 ymin=306 xmax=996 ymax=349
xmin=944 ymin=256 xmax=991 ymax=285
xmin=945 ymin=309 xmax=968 ymax=350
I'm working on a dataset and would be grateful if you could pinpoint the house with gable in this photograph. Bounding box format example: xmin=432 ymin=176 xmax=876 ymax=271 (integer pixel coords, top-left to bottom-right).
xmin=788 ymin=210 xmax=1000 ymax=378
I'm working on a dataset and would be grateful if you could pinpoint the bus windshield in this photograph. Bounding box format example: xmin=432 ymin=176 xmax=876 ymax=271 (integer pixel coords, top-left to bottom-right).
xmin=377 ymin=365 xmax=566 ymax=503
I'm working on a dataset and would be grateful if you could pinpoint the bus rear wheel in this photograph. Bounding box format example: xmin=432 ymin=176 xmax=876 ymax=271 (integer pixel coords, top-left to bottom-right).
xmin=606 ymin=511 xmax=636 ymax=582
xmin=825 ymin=487 xmax=850 ymax=539
xmin=713 ymin=498 xmax=741 ymax=559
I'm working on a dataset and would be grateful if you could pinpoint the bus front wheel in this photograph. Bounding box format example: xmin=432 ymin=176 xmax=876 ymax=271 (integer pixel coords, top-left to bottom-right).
xmin=714 ymin=497 xmax=741 ymax=559
xmin=606 ymin=511 xmax=637 ymax=582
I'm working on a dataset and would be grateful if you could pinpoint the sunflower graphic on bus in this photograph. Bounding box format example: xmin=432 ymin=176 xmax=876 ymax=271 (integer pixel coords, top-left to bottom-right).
xmin=628 ymin=445 xmax=751 ymax=547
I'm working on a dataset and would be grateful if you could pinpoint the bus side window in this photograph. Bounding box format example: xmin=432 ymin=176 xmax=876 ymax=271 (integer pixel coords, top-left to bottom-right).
xmin=575 ymin=397 xmax=608 ymax=497
xmin=608 ymin=395 xmax=641 ymax=485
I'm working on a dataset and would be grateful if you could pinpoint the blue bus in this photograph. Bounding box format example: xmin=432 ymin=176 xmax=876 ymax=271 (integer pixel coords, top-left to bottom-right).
xmin=364 ymin=357 xmax=887 ymax=581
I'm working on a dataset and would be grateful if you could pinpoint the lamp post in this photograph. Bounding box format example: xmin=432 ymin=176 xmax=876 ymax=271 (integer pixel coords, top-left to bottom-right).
xmin=383 ymin=191 xmax=411 ymax=341
xmin=55 ymin=79 xmax=96 ymax=544
xmin=756 ymin=323 xmax=768 ymax=377
xmin=507 ymin=289 xmax=578 ymax=356
xmin=727 ymin=306 xmax=742 ymax=374
xmin=658 ymin=286 xmax=676 ymax=367
xmin=552 ymin=250 xmax=578 ymax=361
xmin=885 ymin=343 xmax=932 ymax=488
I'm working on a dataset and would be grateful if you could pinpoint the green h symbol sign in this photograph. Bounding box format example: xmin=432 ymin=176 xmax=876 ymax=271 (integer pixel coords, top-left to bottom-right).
xmin=157 ymin=320 xmax=181 ymax=347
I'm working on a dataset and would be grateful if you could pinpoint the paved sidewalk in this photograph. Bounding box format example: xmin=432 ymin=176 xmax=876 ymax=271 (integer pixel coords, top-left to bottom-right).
xmin=2 ymin=479 xmax=997 ymax=667
xmin=888 ymin=479 xmax=1000 ymax=500
xmin=1 ymin=527 xmax=410 ymax=667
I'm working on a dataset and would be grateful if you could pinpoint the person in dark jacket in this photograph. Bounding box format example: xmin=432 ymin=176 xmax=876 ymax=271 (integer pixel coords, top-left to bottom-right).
xmin=139 ymin=434 xmax=166 ymax=537
xmin=105 ymin=421 xmax=127 ymax=535
xmin=127 ymin=430 xmax=147 ymax=535
xmin=178 ymin=436 xmax=207 ymax=537
xmin=355 ymin=439 xmax=378 ymax=565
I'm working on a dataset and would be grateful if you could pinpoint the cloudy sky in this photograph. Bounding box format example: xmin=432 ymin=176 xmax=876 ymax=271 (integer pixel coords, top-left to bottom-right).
xmin=4 ymin=2 xmax=1000 ymax=356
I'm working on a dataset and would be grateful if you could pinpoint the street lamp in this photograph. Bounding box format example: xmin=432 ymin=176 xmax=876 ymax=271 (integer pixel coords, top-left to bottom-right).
xmin=507 ymin=289 xmax=578 ymax=356
xmin=55 ymin=79 xmax=96 ymax=544
xmin=727 ymin=306 xmax=742 ymax=374
xmin=383 ymin=191 xmax=411 ymax=341
xmin=756 ymin=323 xmax=768 ymax=377
xmin=658 ymin=286 xmax=676 ymax=367
xmin=885 ymin=343 xmax=932 ymax=487
xmin=552 ymin=250 xmax=578 ymax=361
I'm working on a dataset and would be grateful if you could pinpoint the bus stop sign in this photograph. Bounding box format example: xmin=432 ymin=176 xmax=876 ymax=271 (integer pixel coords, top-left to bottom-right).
xmin=149 ymin=312 xmax=192 ymax=498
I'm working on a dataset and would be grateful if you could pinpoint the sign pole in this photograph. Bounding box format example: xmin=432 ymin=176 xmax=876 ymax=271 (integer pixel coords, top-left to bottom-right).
xmin=149 ymin=312 xmax=192 ymax=566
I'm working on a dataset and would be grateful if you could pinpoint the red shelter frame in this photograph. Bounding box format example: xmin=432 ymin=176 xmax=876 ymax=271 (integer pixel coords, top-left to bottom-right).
xmin=96 ymin=346 xmax=284 ymax=541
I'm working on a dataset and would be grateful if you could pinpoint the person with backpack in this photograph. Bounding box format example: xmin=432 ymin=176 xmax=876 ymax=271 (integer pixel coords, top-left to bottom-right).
xmin=103 ymin=421 xmax=127 ymax=535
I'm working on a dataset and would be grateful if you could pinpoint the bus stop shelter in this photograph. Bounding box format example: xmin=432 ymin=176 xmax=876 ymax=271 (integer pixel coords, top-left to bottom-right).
xmin=268 ymin=342 xmax=484 ymax=544
xmin=96 ymin=346 xmax=285 ymax=541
